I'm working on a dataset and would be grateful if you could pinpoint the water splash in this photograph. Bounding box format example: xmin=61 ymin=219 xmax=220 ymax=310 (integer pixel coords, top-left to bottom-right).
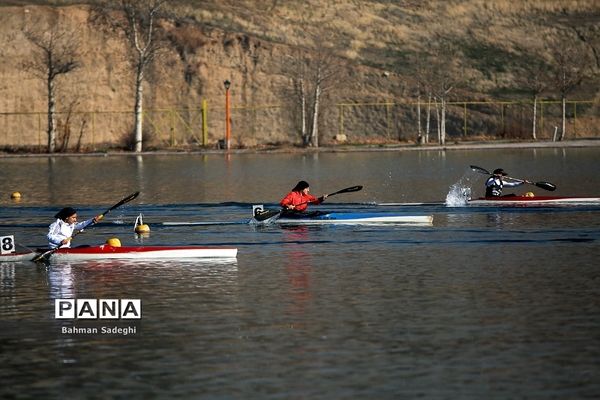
xmin=445 ymin=176 xmax=472 ymax=207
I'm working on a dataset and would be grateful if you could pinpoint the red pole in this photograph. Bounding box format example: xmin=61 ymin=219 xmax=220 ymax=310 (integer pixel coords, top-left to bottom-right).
xmin=224 ymin=80 xmax=231 ymax=150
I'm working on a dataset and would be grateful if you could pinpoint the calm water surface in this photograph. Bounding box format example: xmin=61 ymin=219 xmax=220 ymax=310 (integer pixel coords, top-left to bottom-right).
xmin=1 ymin=148 xmax=600 ymax=399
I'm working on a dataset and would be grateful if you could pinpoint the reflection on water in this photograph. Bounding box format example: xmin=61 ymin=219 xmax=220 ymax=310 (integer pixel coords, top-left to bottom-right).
xmin=282 ymin=226 xmax=313 ymax=322
xmin=47 ymin=264 xmax=75 ymax=300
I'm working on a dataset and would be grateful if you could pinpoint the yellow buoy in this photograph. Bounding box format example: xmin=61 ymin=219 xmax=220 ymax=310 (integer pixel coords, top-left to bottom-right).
xmin=134 ymin=213 xmax=150 ymax=234
xmin=135 ymin=224 xmax=150 ymax=234
xmin=106 ymin=237 xmax=122 ymax=247
xmin=10 ymin=192 xmax=21 ymax=199
xmin=524 ymin=191 xmax=535 ymax=197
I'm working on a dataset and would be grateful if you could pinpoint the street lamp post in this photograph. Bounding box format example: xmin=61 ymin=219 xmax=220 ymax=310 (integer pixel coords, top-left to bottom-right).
xmin=224 ymin=79 xmax=231 ymax=150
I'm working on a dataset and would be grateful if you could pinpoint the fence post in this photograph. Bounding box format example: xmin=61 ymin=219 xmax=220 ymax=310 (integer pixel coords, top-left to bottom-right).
xmin=38 ymin=113 xmax=41 ymax=150
xmin=573 ymin=101 xmax=577 ymax=137
xmin=540 ymin=101 xmax=544 ymax=137
xmin=463 ymin=102 xmax=467 ymax=137
xmin=92 ymin=112 xmax=96 ymax=150
xmin=386 ymin=102 xmax=391 ymax=139
xmin=202 ymin=99 xmax=208 ymax=146
xmin=500 ymin=103 xmax=506 ymax=137
xmin=339 ymin=104 xmax=344 ymax=139
xmin=170 ymin=110 xmax=176 ymax=147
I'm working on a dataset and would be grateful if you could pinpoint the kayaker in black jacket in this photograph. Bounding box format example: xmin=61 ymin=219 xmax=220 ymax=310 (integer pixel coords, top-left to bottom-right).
xmin=485 ymin=168 xmax=530 ymax=197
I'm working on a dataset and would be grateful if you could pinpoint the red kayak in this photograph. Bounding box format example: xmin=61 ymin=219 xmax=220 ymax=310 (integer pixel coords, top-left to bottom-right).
xmin=48 ymin=245 xmax=238 ymax=260
xmin=1 ymin=245 xmax=237 ymax=262
xmin=468 ymin=195 xmax=600 ymax=205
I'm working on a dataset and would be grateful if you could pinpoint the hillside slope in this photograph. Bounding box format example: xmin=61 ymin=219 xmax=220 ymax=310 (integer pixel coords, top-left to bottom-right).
xmin=0 ymin=1 xmax=598 ymax=151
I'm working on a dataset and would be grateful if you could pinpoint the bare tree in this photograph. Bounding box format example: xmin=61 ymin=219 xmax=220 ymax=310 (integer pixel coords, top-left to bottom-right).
xmin=420 ymin=42 xmax=459 ymax=145
xmin=414 ymin=53 xmax=432 ymax=143
xmin=516 ymin=58 xmax=549 ymax=140
xmin=548 ymin=36 xmax=591 ymax=141
xmin=92 ymin=0 xmax=167 ymax=152
xmin=282 ymin=50 xmax=310 ymax=145
xmin=283 ymin=46 xmax=341 ymax=147
xmin=22 ymin=15 xmax=81 ymax=153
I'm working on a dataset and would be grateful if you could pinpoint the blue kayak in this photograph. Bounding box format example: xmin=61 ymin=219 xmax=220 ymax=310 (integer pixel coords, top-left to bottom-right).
xmin=275 ymin=211 xmax=433 ymax=225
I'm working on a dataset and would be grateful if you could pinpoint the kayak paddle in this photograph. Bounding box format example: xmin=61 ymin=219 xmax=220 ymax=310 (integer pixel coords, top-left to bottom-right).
xmin=32 ymin=191 xmax=140 ymax=262
xmin=253 ymin=185 xmax=363 ymax=222
xmin=470 ymin=165 xmax=556 ymax=191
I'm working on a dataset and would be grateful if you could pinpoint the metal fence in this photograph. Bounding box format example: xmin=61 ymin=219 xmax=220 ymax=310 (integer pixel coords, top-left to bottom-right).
xmin=1 ymin=99 xmax=598 ymax=151
xmin=336 ymin=100 xmax=600 ymax=142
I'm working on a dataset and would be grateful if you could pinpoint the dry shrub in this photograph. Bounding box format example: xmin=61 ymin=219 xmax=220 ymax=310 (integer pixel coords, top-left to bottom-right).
xmin=167 ymin=23 xmax=207 ymax=58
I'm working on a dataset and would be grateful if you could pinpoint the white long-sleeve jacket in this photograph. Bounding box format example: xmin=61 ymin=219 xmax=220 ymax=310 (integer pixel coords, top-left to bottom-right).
xmin=47 ymin=218 xmax=93 ymax=248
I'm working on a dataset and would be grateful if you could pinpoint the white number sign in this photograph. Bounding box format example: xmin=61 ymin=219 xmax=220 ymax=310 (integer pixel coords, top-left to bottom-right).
xmin=1 ymin=235 xmax=16 ymax=254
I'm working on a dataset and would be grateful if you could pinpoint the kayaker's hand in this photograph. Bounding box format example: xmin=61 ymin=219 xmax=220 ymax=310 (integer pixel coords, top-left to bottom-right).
xmin=61 ymin=238 xmax=71 ymax=245
xmin=286 ymin=204 xmax=295 ymax=210
xmin=93 ymin=215 xmax=103 ymax=223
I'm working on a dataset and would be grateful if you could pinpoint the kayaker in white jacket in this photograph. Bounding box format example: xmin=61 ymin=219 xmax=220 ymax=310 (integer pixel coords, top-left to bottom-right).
xmin=485 ymin=168 xmax=530 ymax=197
xmin=47 ymin=207 xmax=99 ymax=248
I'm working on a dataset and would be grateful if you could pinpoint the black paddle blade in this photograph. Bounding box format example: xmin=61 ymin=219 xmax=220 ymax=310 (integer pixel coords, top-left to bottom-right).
xmin=535 ymin=181 xmax=556 ymax=191
xmin=32 ymin=251 xmax=51 ymax=263
xmin=108 ymin=191 xmax=140 ymax=212
xmin=470 ymin=165 xmax=490 ymax=175
xmin=253 ymin=209 xmax=281 ymax=222
xmin=330 ymin=185 xmax=363 ymax=196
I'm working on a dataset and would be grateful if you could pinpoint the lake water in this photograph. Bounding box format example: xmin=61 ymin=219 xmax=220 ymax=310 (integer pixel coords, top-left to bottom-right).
xmin=1 ymin=147 xmax=600 ymax=399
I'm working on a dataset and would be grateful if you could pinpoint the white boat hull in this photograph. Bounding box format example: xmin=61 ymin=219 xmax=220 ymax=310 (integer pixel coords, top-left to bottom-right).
xmin=49 ymin=246 xmax=238 ymax=261
xmin=1 ymin=245 xmax=237 ymax=262
xmin=276 ymin=214 xmax=433 ymax=225
xmin=0 ymin=252 xmax=36 ymax=262
xmin=468 ymin=196 xmax=600 ymax=206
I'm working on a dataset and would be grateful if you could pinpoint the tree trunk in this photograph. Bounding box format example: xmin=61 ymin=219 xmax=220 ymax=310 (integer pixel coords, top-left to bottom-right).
xmin=310 ymin=84 xmax=321 ymax=147
xmin=134 ymin=63 xmax=144 ymax=152
xmin=425 ymin=94 xmax=431 ymax=143
xmin=440 ymin=98 xmax=446 ymax=145
xmin=532 ymin=95 xmax=538 ymax=140
xmin=417 ymin=94 xmax=422 ymax=143
xmin=560 ymin=95 xmax=566 ymax=141
xmin=434 ymin=99 xmax=441 ymax=144
xmin=299 ymin=79 xmax=308 ymax=146
xmin=47 ymin=76 xmax=56 ymax=153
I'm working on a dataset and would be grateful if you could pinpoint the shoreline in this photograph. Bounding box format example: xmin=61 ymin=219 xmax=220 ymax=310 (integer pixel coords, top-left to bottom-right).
xmin=1 ymin=138 xmax=599 ymax=158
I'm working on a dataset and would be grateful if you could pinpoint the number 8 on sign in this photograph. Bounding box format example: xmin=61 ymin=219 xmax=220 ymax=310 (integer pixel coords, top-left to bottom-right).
xmin=1 ymin=235 xmax=16 ymax=254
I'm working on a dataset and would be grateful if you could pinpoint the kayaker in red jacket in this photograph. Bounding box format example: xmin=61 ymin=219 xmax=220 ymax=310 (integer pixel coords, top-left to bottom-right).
xmin=280 ymin=181 xmax=328 ymax=212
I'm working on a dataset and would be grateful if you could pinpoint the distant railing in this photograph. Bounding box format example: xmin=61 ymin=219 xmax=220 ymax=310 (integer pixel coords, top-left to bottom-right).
xmin=336 ymin=100 xmax=600 ymax=142
xmin=1 ymin=99 xmax=598 ymax=150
